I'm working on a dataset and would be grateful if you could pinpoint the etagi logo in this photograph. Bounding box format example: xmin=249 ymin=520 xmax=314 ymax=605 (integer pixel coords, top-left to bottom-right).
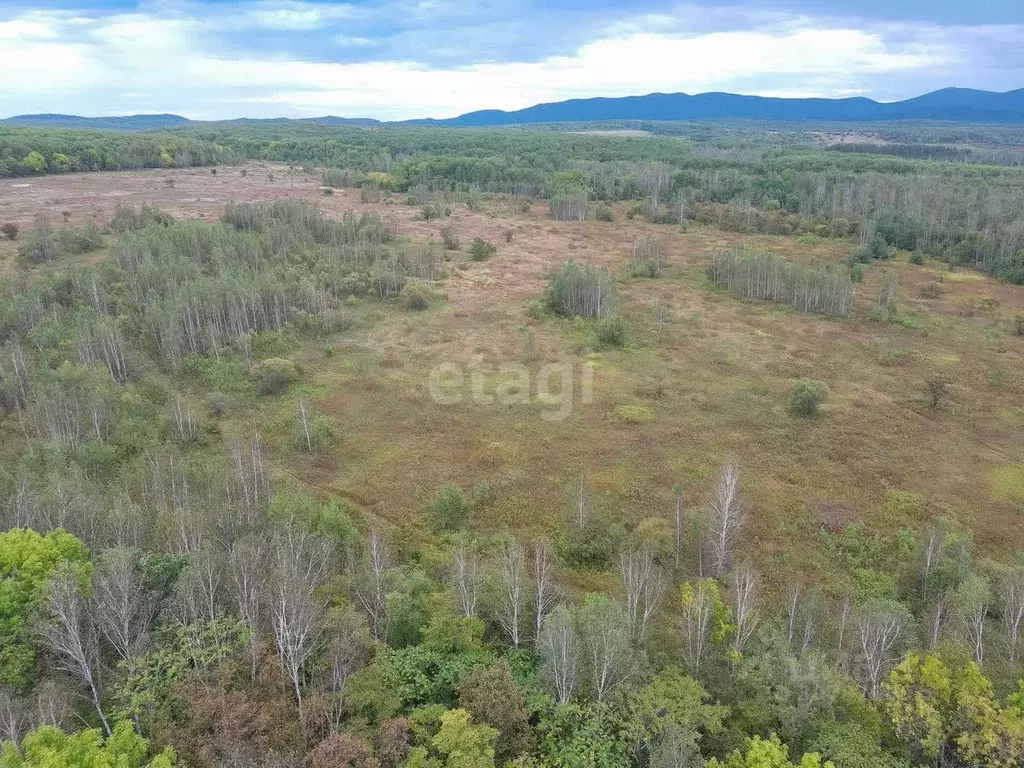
xmin=428 ymin=355 xmax=594 ymax=421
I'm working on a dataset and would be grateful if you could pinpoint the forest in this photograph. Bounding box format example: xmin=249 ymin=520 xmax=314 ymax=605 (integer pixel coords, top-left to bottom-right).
xmin=0 ymin=120 xmax=1023 ymax=768
xmin=2 ymin=122 xmax=1023 ymax=284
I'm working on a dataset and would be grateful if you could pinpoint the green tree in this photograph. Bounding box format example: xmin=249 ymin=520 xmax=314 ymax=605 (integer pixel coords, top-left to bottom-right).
xmin=617 ymin=667 xmax=726 ymax=762
xmin=404 ymin=708 xmax=497 ymax=768
xmin=456 ymin=660 xmax=532 ymax=765
xmin=0 ymin=528 xmax=90 ymax=689
xmin=706 ymin=733 xmax=834 ymax=768
xmin=1 ymin=719 xmax=175 ymax=768
xmin=788 ymin=381 xmax=829 ymax=418
xmin=430 ymin=484 xmax=469 ymax=531
xmin=22 ymin=152 xmax=46 ymax=173
xmin=882 ymin=653 xmax=1024 ymax=768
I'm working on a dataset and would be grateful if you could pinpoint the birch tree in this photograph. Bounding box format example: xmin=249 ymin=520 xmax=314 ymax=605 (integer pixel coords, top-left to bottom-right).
xmin=228 ymin=537 xmax=267 ymax=679
xmin=90 ymin=547 xmax=153 ymax=663
xmin=856 ymin=599 xmax=910 ymax=699
xmin=37 ymin=565 xmax=110 ymax=735
xmin=537 ymin=605 xmax=577 ymax=704
xmin=707 ymin=464 xmax=743 ymax=578
xmin=532 ymin=540 xmax=556 ymax=641
xmin=493 ymin=539 xmax=528 ymax=648
xmin=268 ymin=523 xmax=332 ymax=729
xmin=355 ymin=529 xmax=390 ymax=641
xmin=576 ymin=595 xmax=633 ymax=702
xmin=1000 ymin=568 xmax=1024 ymax=663
xmin=620 ymin=545 xmax=668 ymax=644
xmin=451 ymin=542 xmax=482 ymax=619
xmin=730 ymin=566 xmax=759 ymax=654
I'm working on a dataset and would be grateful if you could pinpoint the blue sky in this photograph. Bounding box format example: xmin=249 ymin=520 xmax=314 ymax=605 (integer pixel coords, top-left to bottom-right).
xmin=1 ymin=0 xmax=1021 ymax=119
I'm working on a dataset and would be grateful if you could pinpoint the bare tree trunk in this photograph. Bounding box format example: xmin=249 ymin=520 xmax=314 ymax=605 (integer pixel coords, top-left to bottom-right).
xmin=619 ymin=546 xmax=667 ymax=644
xmin=532 ymin=540 xmax=556 ymax=640
xmin=91 ymin=547 xmax=154 ymax=663
xmin=355 ymin=529 xmax=390 ymax=641
xmin=731 ymin=566 xmax=759 ymax=653
xmin=451 ymin=542 xmax=482 ymax=618
xmin=229 ymin=537 xmax=267 ymax=679
xmin=494 ymin=539 xmax=527 ymax=648
xmin=37 ymin=567 xmax=110 ymax=735
xmin=268 ymin=522 xmax=332 ymax=733
xmin=1001 ymin=570 xmax=1024 ymax=663
xmin=706 ymin=465 xmax=743 ymax=578
xmin=537 ymin=605 xmax=577 ymax=703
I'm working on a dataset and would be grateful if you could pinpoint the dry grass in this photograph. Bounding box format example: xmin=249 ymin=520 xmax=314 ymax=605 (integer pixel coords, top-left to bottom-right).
xmin=3 ymin=165 xmax=1023 ymax=584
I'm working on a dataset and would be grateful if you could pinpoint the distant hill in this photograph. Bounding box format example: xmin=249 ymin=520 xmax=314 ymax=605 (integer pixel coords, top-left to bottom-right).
xmin=423 ymin=88 xmax=1024 ymax=126
xmin=0 ymin=113 xmax=191 ymax=131
xmin=4 ymin=88 xmax=1024 ymax=130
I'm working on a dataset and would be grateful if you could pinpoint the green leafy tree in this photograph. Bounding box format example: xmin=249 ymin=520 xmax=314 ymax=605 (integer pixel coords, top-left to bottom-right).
xmin=1 ymin=719 xmax=175 ymax=768
xmin=706 ymin=733 xmax=834 ymax=768
xmin=617 ymin=667 xmax=726 ymax=762
xmin=456 ymin=660 xmax=532 ymax=765
xmin=882 ymin=653 xmax=1024 ymax=768
xmin=0 ymin=528 xmax=90 ymax=689
xmin=788 ymin=381 xmax=829 ymax=418
xmin=404 ymin=708 xmax=497 ymax=768
xmin=536 ymin=701 xmax=629 ymax=768
xmin=22 ymin=152 xmax=46 ymax=173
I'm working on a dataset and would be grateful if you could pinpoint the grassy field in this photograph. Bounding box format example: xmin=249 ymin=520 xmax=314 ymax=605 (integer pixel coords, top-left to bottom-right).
xmin=3 ymin=164 xmax=1023 ymax=591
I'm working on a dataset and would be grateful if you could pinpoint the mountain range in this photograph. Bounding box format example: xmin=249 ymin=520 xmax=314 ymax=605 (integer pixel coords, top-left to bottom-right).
xmin=4 ymin=88 xmax=1024 ymax=130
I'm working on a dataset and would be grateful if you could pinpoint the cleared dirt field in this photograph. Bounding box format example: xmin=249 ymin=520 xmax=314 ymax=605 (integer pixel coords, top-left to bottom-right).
xmin=3 ymin=164 xmax=1023 ymax=585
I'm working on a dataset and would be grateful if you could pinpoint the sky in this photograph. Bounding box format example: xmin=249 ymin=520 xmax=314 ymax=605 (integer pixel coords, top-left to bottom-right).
xmin=0 ymin=0 xmax=1022 ymax=120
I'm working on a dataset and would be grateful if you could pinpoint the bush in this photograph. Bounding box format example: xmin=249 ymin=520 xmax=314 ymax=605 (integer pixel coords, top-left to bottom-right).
xmin=850 ymin=263 xmax=866 ymax=282
xmin=404 ymin=284 xmax=430 ymax=310
xmin=789 ymin=380 xmax=829 ymax=417
xmin=430 ymin=483 xmax=468 ymax=530
xmin=595 ymin=205 xmax=614 ymax=222
xmin=467 ymin=237 xmax=497 ymax=261
xmin=1013 ymin=315 xmax=1024 ymax=337
xmin=596 ymin=314 xmax=628 ymax=347
xmin=17 ymin=218 xmax=57 ymax=263
xmin=440 ymin=225 xmax=460 ymax=251
xmin=1 ymin=223 xmax=17 ymax=241
xmin=919 ymin=283 xmax=943 ymax=299
xmin=545 ymin=260 xmax=617 ymax=318
xmin=56 ymin=222 xmax=103 ymax=254
xmin=252 ymin=357 xmax=299 ymax=395
xmin=908 ymin=249 xmax=926 ymax=265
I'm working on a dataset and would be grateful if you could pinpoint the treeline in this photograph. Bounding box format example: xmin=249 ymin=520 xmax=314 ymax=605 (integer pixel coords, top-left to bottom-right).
xmin=0 ymin=127 xmax=236 ymax=177
xmin=2 ymin=463 xmax=1023 ymax=768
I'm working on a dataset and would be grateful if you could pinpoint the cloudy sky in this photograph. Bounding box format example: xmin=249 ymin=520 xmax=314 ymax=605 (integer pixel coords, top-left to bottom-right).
xmin=0 ymin=0 xmax=1021 ymax=120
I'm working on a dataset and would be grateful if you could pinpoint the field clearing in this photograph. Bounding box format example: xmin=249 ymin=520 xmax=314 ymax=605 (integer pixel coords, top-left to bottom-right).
xmin=2 ymin=163 xmax=1023 ymax=586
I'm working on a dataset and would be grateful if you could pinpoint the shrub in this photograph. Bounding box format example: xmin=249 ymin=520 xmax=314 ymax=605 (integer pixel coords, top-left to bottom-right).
xmin=595 ymin=205 xmax=614 ymax=222
xmin=467 ymin=237 xmax=497 ymax=261
xmin=789 ymin=380 xmax=829 ymax=417
xmin=629 ymin=235 xmax=664 ymax=278
xmin=17 ymin=218 xmax=57 ymax=263
xmin=252 ymin=357 xmax=299 ymax=395
xmin=440 ymin=225 xmax=460 ymax=251
xmin=404 ymin=284 xmax=430 ymax=310
xmin=850 ymin=263 xmax=866 ymax=282
xmin=1013 ymin=315 xmax=1024 ymax=336
xmin=503 ymin=228 xmax=514 ymax=243
xmin=596 ymin=314 xmax=628 ymax=347
xmin=430 ymin=483 xmax=468 ymax=530
xmin=56 ymin=222 xmax=103 ymax=254
xmin=545 ymin=259 xmax=617 ymax=318
xmin=1 ymin=223 xmax=17 ymax=241
xmin=908 ymin=249 xmax=926 ymax=265
xmin=925 ymin=375 xmax=949 ymax=408
xmin=919 ymin=283 xmax=943 ymax=299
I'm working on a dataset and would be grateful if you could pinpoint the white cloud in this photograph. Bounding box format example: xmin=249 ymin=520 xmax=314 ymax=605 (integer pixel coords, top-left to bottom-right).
xmin=0 ymin=6 xmax=1018 ymax=120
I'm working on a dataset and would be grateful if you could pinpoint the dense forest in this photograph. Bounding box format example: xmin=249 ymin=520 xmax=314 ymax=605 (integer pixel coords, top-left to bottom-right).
xmin=2 ymin=122 xmax=1023 ymax=283
xmin=1 ymin=119 xmax=1024 ymax=767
